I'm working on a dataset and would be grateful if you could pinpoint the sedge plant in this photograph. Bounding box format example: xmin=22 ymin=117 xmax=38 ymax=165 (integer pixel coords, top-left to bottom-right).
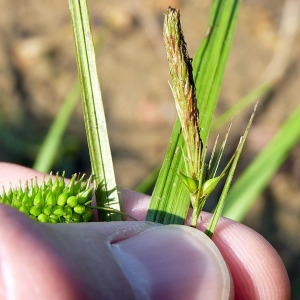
xmin=1 ymin=1 xmax=251 ymax=236
xmin=146 ymin=6 xmax=255 ymax=235
xmin=1 ymin=0 xmax=299 ymax=245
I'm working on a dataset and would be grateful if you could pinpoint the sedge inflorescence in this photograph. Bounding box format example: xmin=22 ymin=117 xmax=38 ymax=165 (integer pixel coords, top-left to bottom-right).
xmin=0 ymin=173 xmax=94 ymax=223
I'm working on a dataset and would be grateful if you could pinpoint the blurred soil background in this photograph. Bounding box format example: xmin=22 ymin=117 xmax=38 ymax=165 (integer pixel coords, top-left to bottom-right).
xmin=0 ymin=0 xmax=299 ymax=296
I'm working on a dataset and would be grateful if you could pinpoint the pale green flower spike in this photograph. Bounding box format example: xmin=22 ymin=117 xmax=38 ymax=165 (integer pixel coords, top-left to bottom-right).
xmin=0 ymin=173 xmax=94 ymax=223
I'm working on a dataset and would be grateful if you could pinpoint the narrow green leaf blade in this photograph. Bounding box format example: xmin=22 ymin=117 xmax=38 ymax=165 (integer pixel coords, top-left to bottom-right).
xmin=33 ymin=80 xmax=80 ymax=173
xmin=206 ymin=105 xmax=256 ymax=237
xmin=193 ymin=0 xmax=241 ymax=146
xmin=212 ymin=83 xmax=272 ymax=131
xmin=134 ymin=167 xmax=160 ymax=194
xmin=69 ymin=0 xmax=122 ymax=221
xmin=210 ymin=124 xmax=232 ymax=179
xmin=223 ymin=105 xmax=300 ymax=221
xmin=146 ymin=120 xmax=189 ymax=224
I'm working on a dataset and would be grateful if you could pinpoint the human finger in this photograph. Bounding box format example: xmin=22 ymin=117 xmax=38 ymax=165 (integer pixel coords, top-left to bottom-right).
xmin=0 ymin=203 xmax=232 ymax=300
xmin=123 ymin=189 xmax=291 ymax=299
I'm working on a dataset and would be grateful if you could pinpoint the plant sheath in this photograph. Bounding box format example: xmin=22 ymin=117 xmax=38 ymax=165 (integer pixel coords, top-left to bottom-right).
xmin=69 ymin=0 xmax=122 ymax=221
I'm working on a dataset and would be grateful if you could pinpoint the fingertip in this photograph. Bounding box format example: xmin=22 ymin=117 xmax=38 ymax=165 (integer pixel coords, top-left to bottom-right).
xmin=112 ymin=225 xmax=233 ymax=300
xmin=197 ymin=213 xmax=290 ymax=300
xmin=0 ymin=204 xmax=89 ymax=300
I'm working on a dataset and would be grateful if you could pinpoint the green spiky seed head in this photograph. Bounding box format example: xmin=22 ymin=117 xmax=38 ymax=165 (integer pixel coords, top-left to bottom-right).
xmin=0 ymin=173 xmax=94 ymax=223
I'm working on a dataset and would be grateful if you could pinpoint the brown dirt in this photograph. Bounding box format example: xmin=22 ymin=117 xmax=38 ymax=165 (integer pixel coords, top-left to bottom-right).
xmin=0 ymin=0 xmax=299 ymax=294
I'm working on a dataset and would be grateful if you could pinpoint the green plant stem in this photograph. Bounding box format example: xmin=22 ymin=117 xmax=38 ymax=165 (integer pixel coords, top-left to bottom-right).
xmin=69 ymin=0 xmax=122 ymax=221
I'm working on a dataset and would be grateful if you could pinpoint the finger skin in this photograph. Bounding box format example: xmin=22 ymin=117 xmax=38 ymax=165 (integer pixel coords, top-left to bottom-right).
xmin=123 ymin=189 xmax=291 ymax=300
xmin=0 ymin=203 xmax=147 ymax=300
xmin=0 ymin=203 xmax=234 ymax=300
xmin=111 ymin=224 xmax=233 ymax=300
xmin=0 ymin=163 xmax=233 ymax=300
xmin=0 ymin=163 xmax=291 ymax=299
xmin=196 ymin=214 xmax=291 ymax=300
xmin=0 ymin=163 xmax=137 ymax=299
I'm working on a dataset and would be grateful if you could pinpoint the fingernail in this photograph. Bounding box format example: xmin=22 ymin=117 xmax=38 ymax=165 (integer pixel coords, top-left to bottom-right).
xmin=111 ymin=225 xmax=233 ymax=300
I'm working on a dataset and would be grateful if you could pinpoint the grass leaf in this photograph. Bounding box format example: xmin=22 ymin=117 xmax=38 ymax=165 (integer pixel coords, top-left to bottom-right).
xmin=206 ymin=105 xmax=257 ymax=237
xmin=193 ymin=0 xmax=241 ymax=146
xmin=223 ymin=104 xmax=300 ymax=221
xmin=68 ymin=0 xmax=122 ymax=221
xmin=33 ymin=80 xmax=80 ymax=173
xmin=212 ymin=83 xmax=272 ymax=131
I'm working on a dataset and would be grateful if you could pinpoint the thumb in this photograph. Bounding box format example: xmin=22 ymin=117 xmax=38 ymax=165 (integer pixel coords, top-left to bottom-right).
xmin=111 ymin=224 xmax=233 ymax=299
xmin=0 ymin=204 xmax=232 ymax=300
